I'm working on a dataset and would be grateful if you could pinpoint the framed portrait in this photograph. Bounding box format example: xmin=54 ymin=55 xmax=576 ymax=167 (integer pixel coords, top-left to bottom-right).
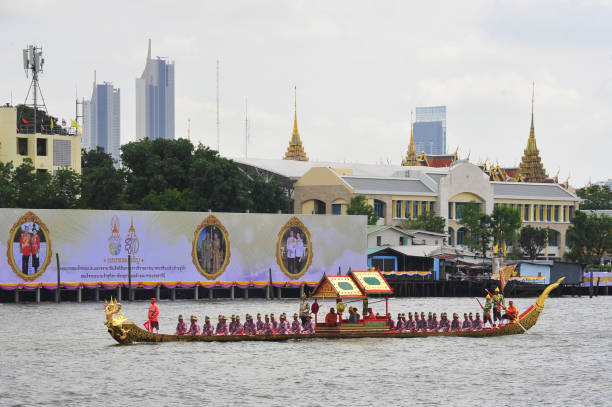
xmin=192 ymin=215 xmax=230 ymax=280
xmin=276 ymin=217 xmax=313 ymax=279
xmin=6 ymin=211 xmax=52 ymax=281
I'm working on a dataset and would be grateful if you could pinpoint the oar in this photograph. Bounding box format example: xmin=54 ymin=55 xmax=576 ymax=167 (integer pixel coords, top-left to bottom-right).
xmin=485 ymin=289 xmax=528 ymax=334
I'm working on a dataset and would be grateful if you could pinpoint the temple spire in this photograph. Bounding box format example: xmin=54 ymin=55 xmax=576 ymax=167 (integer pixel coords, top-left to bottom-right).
xmin=283 ymin=86 xmax=309 ymax=161
xmin=519 ymin=82 xmax=548 ymax=182
xmin=402 ymin=111 xmax=419 ymax=166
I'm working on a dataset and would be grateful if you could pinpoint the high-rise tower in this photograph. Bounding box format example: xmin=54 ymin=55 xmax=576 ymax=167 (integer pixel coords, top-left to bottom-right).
xmin=283 ymin=87 xmax=308 ymax=161
xmin=83 ymin=71 xmax=121 ymax=163
xmin=135 ymin=39 xmax=175 ymax=140
xmin=519 ymin=84 xmax=547 ymax=183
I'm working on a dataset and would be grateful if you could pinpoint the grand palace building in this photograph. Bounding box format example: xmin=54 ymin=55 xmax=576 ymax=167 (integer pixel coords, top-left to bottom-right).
xmin=235 ymin=88 xmax=579 ymax=258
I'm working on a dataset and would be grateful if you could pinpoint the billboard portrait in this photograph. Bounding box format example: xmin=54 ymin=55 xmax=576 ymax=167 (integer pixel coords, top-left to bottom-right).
xmin=192 ymin=215 xmax=230 ymax=280
xmin=276 ymin=217 xmax=313 ymax=279
xmin=6 ymin=211 xmax=52 ymax=281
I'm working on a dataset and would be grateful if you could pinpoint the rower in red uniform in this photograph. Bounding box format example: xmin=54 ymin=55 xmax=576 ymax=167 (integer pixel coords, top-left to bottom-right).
xmin=148 ymin=298 xmax=160 ymax=333
xmin=175 ymin=314 xmax=187 ymax=335
xmin=325 ymin=308 xmax=338 ymax=327
xmin=502 ymin=300 xmax=519 ymax=323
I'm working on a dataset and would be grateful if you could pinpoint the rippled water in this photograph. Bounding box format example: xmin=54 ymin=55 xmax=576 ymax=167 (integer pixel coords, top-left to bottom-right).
xmin=0 ymin=295 xmax=610 ymax=406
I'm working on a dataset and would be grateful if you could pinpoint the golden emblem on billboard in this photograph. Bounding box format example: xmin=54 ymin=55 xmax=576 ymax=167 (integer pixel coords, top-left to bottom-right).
xmin=192 ymin=215 xmax=231 ymax=280
xmin=276 ymin=216 xmax=313 ymax=280
xmin=6 ymin=211 xmax=52 ymax=281
xmin=108 ymin=215 xmax=122 ymax=255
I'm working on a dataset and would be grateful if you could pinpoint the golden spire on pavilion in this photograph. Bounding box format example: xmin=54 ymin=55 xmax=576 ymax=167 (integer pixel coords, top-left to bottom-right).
xmin=283 ymin=86 xmax=309 ymax=161
xmin=402 ymin=111 xmax=419 ymax=166
xmin=518 ymin=83 xmax=548 ymax=183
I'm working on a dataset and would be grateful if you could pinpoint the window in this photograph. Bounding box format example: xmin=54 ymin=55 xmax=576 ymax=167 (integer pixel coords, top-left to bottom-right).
xmin=36 ymin=138 xmax=47 ymax=156
xmin=546 ymin=205 xmax=552 ymax=222
xmin=413 ymin=201 xmax=419 ymax=218
xmin=524 ymin=204 xmax=530 ymax=221
xmin=448 ymin=202 xmax=453 ymax=219
xmin=429 ymin=201 xmax=435 ymax=213
xmin=517 ymin=204 xmax=522 ymax=219
xmin=569 ymin=206 xmax=574 ymax=221
xmin=332 ymin=203 xmax=342 ymax=215
xmin=400 ymin=236 xmax=408 ymax=246
xmin=376 ymin=236 xmax=382 ymax=246
xmin=17 ymin=138 xmax=28 ymax=155
xmin=395 ymin=201 xmax=402 ymax=218
xmin=554 ymin=206 xmax=559 ymax=222
xmin=539 ymin=205 xmax=544 ymax=221
xmin=457 ymin=228 xmax=467 ymax=245
xmin=548 ymin=230 xmax=558 ymax=246
xmin=374 ymin=201 xmax=384 ymax=219
xmin=404 ymin=200 xmax=411 ymax=219
xmin=53 ymin=139 xmax=71 ymax=166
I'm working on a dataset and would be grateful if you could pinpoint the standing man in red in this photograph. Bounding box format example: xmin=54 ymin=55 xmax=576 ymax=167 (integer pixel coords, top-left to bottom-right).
xmin=30 ymin=228 xmax=41 ymax=273
xmin=19 ymin=225 xmax=32 ymax=275
xmin=148 ymin=298 xmax=160 ymax=333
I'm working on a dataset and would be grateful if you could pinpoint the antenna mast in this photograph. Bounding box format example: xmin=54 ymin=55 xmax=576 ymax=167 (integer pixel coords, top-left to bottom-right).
xmin=244 ymin=98 xmax=249 ymax=158
xmin=22 ymin=44 xmax=48 ymax=133
xmin=216 ymin=59 xmax=220 ymax=152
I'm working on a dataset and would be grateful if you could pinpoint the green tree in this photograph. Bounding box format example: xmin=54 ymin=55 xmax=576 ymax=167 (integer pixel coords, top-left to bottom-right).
xmin=0 ymin=161 xmax=16 ymax=207
xmin=519 ymin=225 xmax=550 ymax=259
xmin=577 ymin=184 xmax=612 ymax=210
xmin=48 ymin=168 xmax=81 ymax=209
xmin=566 ymin=211 xmax=612 ymax=264
xmin=458 ymin=201 xmax=491 ymax=253
xmin=12 ymin=159 xmax=53 ymax=208
xmin=250 ymin=176 xmax=292 ymax=213
xmin=81 ymin=147 xmax=125 ymax=209
xmin=489 ymin=205 xmax=522 ymax=248
xmin=16 ymin=105 xmax=67 ymax=135
xmin=346 ymin=194 xmax=378 ymax=225
xmin=401 ymin=211 xmax=445 ymax=233
xmin=141 ymin=188 xmax=185 ymax=211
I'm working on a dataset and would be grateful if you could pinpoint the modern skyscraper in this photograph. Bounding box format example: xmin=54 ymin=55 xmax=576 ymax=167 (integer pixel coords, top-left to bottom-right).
xmin=135 ymin=39 xmax=175 ymax=141
xmin=82 ymin=71 xmax=121 ymax=163
xmin=415 ymin=105 xmax=446 ymax=154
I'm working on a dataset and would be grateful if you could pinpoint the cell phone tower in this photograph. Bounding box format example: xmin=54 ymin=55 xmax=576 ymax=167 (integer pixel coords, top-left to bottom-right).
xmin=22 ymin=44 xmax=48 ymax=133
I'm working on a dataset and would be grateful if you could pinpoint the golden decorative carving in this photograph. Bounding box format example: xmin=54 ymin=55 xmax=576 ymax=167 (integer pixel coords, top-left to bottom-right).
xmin=6 ymin=211 xmax=52 ymax=281
xmin=192 ymin=215 xmax=231 ymax=280
xmin=276 ymin=216 xmax=313 ymax=280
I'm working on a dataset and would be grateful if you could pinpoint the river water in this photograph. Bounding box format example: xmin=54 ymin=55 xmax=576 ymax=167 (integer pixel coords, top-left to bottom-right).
xmin=0 ymin=295 xmax=610 ymax=406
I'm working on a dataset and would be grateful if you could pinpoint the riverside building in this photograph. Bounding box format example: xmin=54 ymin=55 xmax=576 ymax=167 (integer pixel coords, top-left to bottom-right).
xmin=0 ymin=104 xmax=81 ymax=174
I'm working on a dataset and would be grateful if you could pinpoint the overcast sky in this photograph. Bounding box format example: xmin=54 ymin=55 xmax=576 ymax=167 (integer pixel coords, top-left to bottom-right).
xmin=1 ymin=0 xmax=611 ymax=186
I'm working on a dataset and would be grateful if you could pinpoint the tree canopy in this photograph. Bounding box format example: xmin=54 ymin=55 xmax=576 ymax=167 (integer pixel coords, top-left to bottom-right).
xmin=519 ymin=225 xmax=550 ymax=260
xmin=346 ymin=194 xmax=378 ymax=225
xmin=565 ymin=211 xmax=612 ymax=264
xmin=577 ymin=184 xmax=612 ymax=210
xmin=458 ymin=201 xmax=492 ymax=254
xmin=401 ymin=211 xmax=446 ymax=234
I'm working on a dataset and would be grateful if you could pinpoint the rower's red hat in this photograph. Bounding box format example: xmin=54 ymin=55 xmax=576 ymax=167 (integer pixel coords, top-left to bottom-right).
xmin=151 ymin=297 xmax=157 ymax=302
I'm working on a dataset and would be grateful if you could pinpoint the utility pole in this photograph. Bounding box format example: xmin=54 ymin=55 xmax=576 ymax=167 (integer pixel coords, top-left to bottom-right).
xmin=216 ymin=59 xmax=220 ymax=152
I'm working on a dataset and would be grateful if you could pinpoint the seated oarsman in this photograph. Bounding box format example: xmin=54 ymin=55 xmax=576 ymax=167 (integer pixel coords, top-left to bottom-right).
xmin=201 ymin=316 xmax=214 ymax=336
xmin=405 ymin=313 xmax=416 ymax=332
xmin=418 ymin=312 xmax=428 ymax=332
xmin=450 ymin=313 xmax=461 ymax=332
xmin=262 ymin=315 xmax=275 ymax=335
xmin=325 ymin=308 xmax=338 ymax=327
xmin=188 ymin=315 xmax=201 ymax=336
xmin=291 ymin=313 xmax=302 ymax=334
xmin=367 ymin=308 xmax=375 ymax=319
xmin=215 ymin=315 xmax=229 ymax=336
xmin=468 ymin=312 xmax=474 ymax=327
xmin=278 ymin=314 xmax=291 ymax=334
xmin=438 ymin=313 xmax=450 ymax=332
xmin=427 ymin=312 xmax=433 ymax=330
xmin=270 ymin=314 xmax=279 ymax=331
xmin=501 ymin=300 xmax=519 ymax=324
xmin=176 ymin=314 xmax=187 ymax=336
xmin=243 ymin=314 xmax=256 ymax=335
xmin=233 ymin=315 xmax=244 ymax=335
xmin=462 ymin=313 xmax=472 ymax=331
xmin=302 ymin=314 xmax=315 ymax=334
xmin=353 ymin=308 xmax=361 ymax=322
xmin=472 ymin=313 xmax=483 ymax=331
xmin=396 ymin=313 xmax=404 ymax=331
xmin=255 ymin=313 xmax=264 ymax=333
xmin=428 ymin=313 xmax=439 ymax=332
xmin=413 ymin=313 xmax=420 ymax=331
xmin=229 ymin=315 xmax=237 ymax=334
xmin=400 ymin=313 xmax=408 ymax=332
xmin=387 ymin=313 xmax=395 ymax=330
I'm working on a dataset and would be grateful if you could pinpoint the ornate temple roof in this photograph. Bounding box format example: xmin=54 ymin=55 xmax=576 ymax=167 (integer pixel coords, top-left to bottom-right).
xmin=519 ymin=85 xmax=548 ymax=183
xmin=283 ymin=87 xmax=309 ymax=161
xmin=402 ymin=113 xmax=419 ymax=166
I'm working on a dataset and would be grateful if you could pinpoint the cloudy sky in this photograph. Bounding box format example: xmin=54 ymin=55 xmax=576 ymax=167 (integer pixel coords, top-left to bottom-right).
xmin=1 ymin=0 xmax=611 ymax=186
